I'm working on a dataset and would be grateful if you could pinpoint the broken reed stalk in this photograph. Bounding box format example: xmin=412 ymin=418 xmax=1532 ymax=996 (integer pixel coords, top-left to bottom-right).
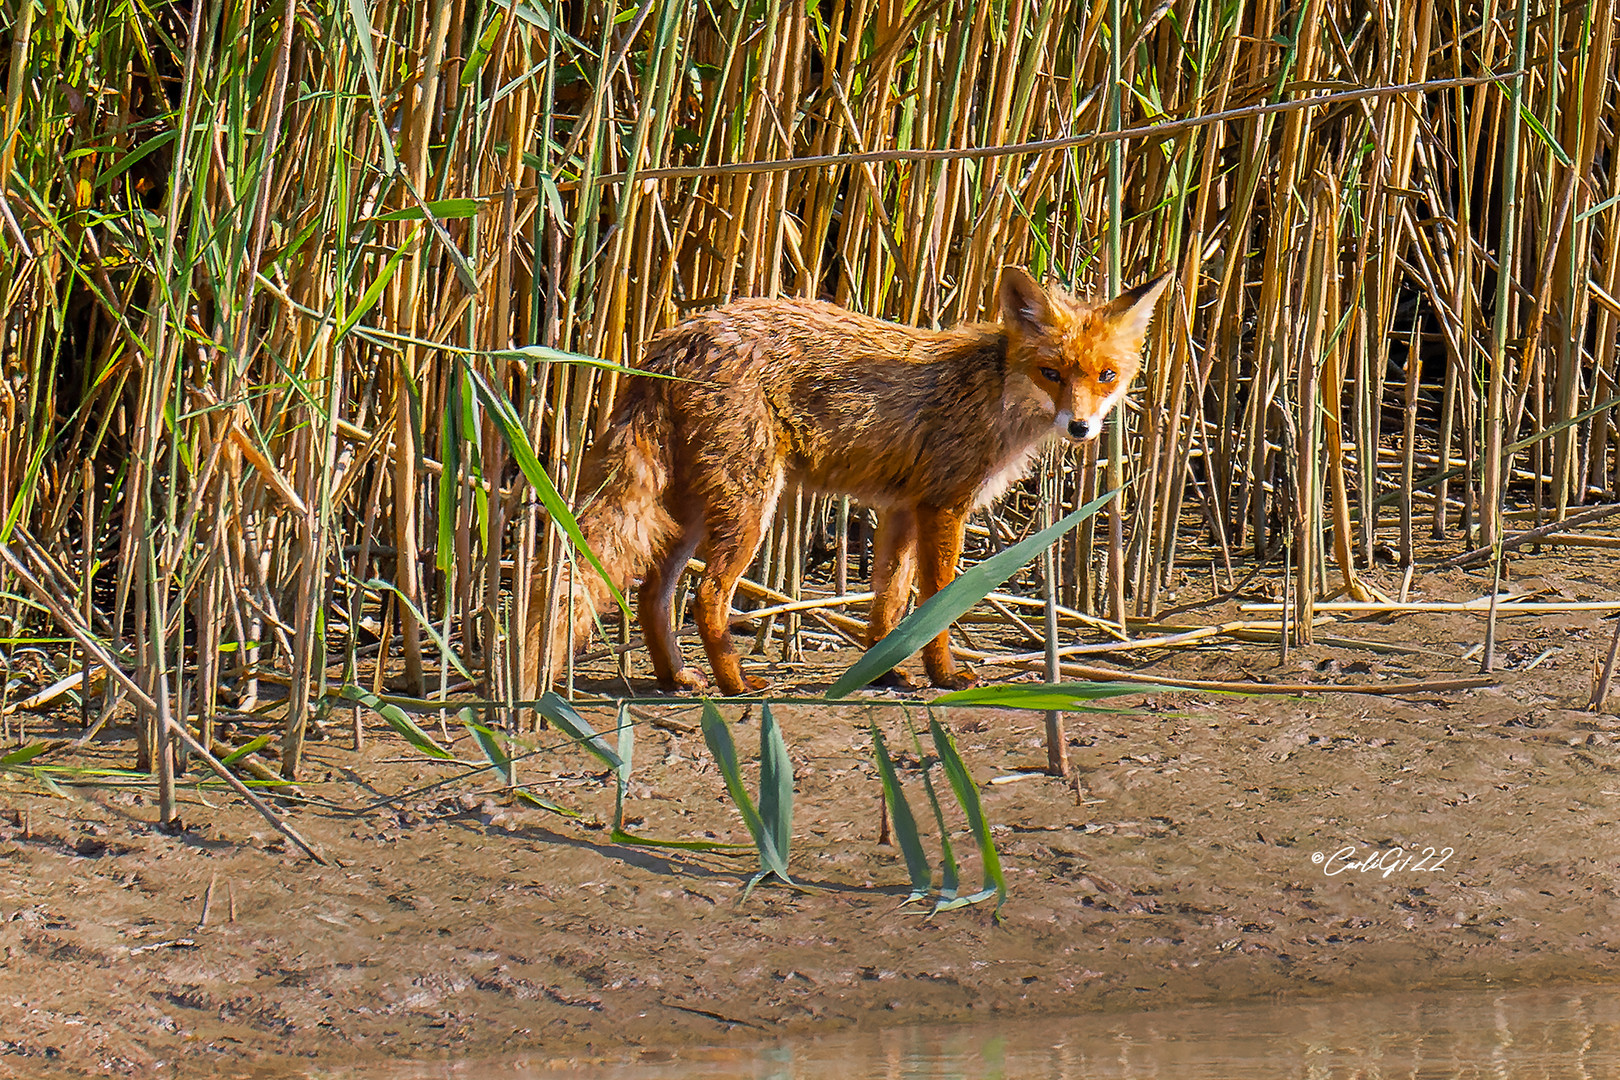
xmin=1436 ymin=504 xmax=1620 ymax=569
xmin=0 ymin=0 xmax=1616 ymax=789
xmin=1535 ymin=534 xmax=1620 ymax=549
xmin=1594 ymin=618 xmax=1620 ymax=712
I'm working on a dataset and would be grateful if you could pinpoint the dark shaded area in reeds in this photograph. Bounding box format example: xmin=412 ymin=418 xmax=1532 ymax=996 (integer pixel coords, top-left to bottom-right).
xmin=1 ymin=0 xmax=1616 ymax=798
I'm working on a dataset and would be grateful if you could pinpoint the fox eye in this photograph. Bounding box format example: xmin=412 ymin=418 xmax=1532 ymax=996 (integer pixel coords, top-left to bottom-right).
xmin=1098 ymin=370 xmax=1117 ymax=384
xmin=1039 ymin=367 xmax=1062 ymax=384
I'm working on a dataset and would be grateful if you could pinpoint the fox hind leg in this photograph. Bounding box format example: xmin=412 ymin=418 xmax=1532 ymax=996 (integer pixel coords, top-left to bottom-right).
xmin=638 ymin=520 xmax=707 ymax=692
xmin=520 ymin=544 xmax=588 ymax=699
xmin=866 ymin=508 xmax=918 ymax=689
xmin=691 ymin=474 xmax=783 ymax=696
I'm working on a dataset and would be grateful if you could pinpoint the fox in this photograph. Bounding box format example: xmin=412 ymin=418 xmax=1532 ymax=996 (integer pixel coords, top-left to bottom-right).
xmin=522 ymin=267 xmax=1170 ymax=698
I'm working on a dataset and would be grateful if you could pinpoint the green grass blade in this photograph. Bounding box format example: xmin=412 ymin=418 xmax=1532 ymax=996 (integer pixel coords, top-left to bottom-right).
xmin=932 ymin=681 xmax=1171 ymax=710
xmin=531 ymin=690 xmax=622 ymax=769
xmin=340 ymin=684 xmax=452 ymax=759
xmin=757 ymin=704 xmax=792 ymax=867
xmin=515 ymin=788 xmax=581 ymax=817
xmin=364 ymin=576 xmax=472 ymax=679
xmin=920 ymin=766 xmax=960 ymax=907
xmin=536 ymin=172 xmax=568 ymax=226
xmin=343 ymin=0 xmax=398 ymax=175
xmin=826 ymin=488 xmax=1120 ymax=698
xmin=612 ymin=701 xmax=632 ymax=832
xmin=371 ymin=198 xmax=483 ymax=222
xmin=611 ymin=689 xmax=757 ymax=849
xmin=1 ymin=742 xmax=53 ymax=767
xmin=461 ymin=9 xmax=505 ymax=86
xmin=609 ymin=829 xmax=754 ymax=851
xmin=217 ymin=734 xmax=271 ymax=766
xmin=3 ymin=440 xmax=53 ymax=541
xmin=462 ymin=362 xmax=629 ymax=617
xmin=336 ymin=225 xmax=417 ymax=341
xmin=931 ymin=717 xmax=1007 ymax=916
xmin=436 ymin=384 xmax=463 ymax=575
xmin=489 ymin=344 xmax=678 ymax=377
xmin=616 ymin=701 xmax=633 ymax=773
xmin=399 ymin=178 xmax=480 ymax=293
xmin=699 ymin=699 xmax=764 ymax=837
xmin=96 ymin=129 xmax=177 ymax=192
xmin=1508 ymin=93 xmax=1573 ymax=167
xmin=460 ymin=709 xmax=512 ymax=786
xmin=870 ymin=724 xmax=931 ymax=904
xmin=699 ymin=699 xmax=790 ymax=880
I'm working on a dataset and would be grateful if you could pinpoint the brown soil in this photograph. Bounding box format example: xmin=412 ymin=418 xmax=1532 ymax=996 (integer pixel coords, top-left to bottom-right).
xmin=4 ymin=540 xmax=1620 ymax=1078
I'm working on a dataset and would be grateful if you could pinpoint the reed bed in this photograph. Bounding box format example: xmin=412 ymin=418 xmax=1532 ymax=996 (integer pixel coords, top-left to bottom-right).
xmin=1 ymin=0 xmax=1618 ymax=814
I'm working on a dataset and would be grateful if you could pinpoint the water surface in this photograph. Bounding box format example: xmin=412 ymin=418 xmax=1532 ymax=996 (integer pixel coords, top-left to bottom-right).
xmin=383 ymin=983 xmax=1620 ymax=1079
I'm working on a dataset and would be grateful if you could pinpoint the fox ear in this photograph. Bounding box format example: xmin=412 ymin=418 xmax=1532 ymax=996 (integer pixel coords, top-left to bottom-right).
xmin=1101 ymin=272 xmax=1172 ymax=342
xmin=999 ymin=267 xmax=1050 ymax=335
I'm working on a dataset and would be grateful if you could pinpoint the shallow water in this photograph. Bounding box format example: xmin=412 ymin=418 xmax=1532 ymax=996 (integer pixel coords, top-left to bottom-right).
xmin=377 ymin=983 xmax=1620 ymax=1079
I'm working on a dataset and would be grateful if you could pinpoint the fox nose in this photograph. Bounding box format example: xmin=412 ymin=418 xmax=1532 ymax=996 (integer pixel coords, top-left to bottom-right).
xmin=1068 ymin=418 xmax=1092 ymax=440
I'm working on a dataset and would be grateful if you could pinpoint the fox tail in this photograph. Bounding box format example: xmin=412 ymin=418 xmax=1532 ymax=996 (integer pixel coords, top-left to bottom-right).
xmin=523 ymin=386 xmax=677 ymax=695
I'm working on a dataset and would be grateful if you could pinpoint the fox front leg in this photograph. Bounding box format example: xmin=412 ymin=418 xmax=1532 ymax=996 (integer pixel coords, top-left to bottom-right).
xmin=915 ymin=504 xmax=977 ymax=691
xmin=866 ymin=508 xmax=919 ymax=689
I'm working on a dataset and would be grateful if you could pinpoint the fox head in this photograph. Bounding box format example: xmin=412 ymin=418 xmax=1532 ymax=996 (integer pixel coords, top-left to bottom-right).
xmin=999 ymin=267 xmax=1170 ymax=442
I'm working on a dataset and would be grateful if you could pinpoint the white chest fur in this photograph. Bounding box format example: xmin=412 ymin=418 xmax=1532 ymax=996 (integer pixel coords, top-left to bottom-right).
xmin=972 ymin=438 xmax=1048 ymax=510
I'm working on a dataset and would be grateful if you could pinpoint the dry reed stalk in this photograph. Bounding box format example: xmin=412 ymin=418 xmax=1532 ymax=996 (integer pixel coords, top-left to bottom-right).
xmin=1534 ymin=534 xmax=1620 ymax=549
xmin=1437 ymin=502 xmax=1620 ymax=568
xmin=1594 ymin=617 xmax=1620 ymax=712
xmin=1242 ymin=600 xmax=1620 ymax=615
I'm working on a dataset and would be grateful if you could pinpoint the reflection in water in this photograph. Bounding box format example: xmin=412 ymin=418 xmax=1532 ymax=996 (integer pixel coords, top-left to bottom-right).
xmin=385 ymin=984 xmax=1620 ymax=1079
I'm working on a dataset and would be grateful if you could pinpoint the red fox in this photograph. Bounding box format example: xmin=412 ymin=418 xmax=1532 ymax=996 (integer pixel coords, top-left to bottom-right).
xmin=524 ymin=267 xmax=1169 ymax=697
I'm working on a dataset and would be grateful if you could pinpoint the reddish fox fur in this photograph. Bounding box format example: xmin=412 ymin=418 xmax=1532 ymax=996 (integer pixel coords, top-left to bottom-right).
xmin=523 ymin=267 xmax=1170 ymax=697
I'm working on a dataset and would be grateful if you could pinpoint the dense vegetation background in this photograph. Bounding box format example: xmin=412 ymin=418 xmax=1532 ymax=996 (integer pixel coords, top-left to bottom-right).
xmin=0 ymin=0 xmax=1615 ymax=799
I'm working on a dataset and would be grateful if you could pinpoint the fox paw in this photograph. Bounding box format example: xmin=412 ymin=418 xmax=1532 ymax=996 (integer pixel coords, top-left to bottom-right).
xmin=870 ymin=668 xmax=918 ymax=690
xmin=929 ymin=667 xmax=978 ymax=691
xmin=662 ymin=668 xmax=709 ymax=693
xmin=716 ymin=673 xmax=770 ymax=695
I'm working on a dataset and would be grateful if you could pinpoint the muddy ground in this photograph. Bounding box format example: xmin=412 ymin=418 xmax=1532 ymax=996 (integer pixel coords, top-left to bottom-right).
xmin=4 ymin=534 xmax=1620 ymax=1078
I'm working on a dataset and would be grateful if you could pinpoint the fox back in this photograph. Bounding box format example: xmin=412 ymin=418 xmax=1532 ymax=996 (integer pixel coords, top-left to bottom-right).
xmin=627 ymin=267 xmax=1168 ymax=518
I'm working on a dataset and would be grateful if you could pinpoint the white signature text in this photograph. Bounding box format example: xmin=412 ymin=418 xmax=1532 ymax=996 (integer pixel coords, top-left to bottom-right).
xmin=1311 ymin=845 xmax=1453 ymax=878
